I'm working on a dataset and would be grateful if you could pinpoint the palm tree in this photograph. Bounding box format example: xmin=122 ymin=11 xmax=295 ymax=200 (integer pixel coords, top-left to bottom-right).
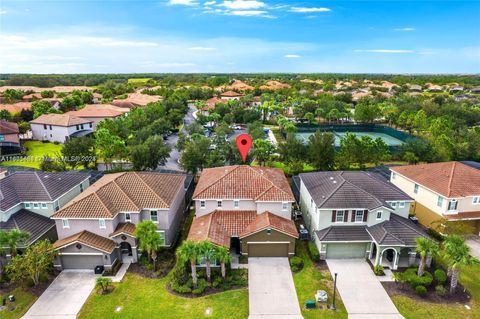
xmin=176 ymin=240 xmax=199 ymax=288
xmin=197 ymin=241 xmax=216 ymax=282
xmin=442 ymin=235 xmax=479 ymax=293
xmin=216 ymin=246 xmax=231 ymax=280
xmin=415 ymin=237 xmax=439 ymax=276
xmin=134 ymin=221 xmax=159 ymax=263
xmin=0 ymin=229 xmax=30 ymax=257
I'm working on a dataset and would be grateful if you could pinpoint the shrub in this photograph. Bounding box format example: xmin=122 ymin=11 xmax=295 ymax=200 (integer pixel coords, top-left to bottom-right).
xmin=212 ymin=277 xmax=222 ymax=288
xmin=171 ymin=280 xmax=192 ymax=294
xmin=171 ymin=262 xmax=189 ymax=286
xmin=434 ymin=269 xmax=447 ymax=285
xmin=435 ymin=285 xmax=447 ymax=296
xmin=415 ymin=285 xmax=427 ymax=297
xmin=290 ymin=256 xmax=304 ymax=272
xmin=373 ymin=265 xmax=385 ymax=276
xmin=96 ymin=277 xmax=113 ymax=294
xmin=308 ymin=241 xmax=320 ymax=262
xmin=394 ymin=268 xmax=433 ymax=288
xmin=192 ymin=278 xmax=209 ymax=295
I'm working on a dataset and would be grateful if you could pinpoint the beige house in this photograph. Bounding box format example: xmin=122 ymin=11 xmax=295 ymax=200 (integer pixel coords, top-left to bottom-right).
xmin=390 ymin=162 xmax=480 ymax=234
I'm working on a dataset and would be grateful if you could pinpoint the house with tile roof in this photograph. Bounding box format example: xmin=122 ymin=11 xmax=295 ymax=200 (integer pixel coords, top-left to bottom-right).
xmin=0 ymin=120 xmax=21 ymax=154
xmin=30 ymin=114 xmax=94 ymax=143
xmin=297 ymin=171 xmax=429 ymax=270
xmin=390 ymin=161 xmax=480 ymax=234
xmin=0 ymin=171 xmax=90 ymax=253
xmin=50 ymin=172 xmax=193 ymax=270
xmin=66 ymin=104 xmax=129 ymax=129
xmin=220 ymin=90 xmax=244 ymax=100
xmin=188 ymin=165 xmax=298 ymax=257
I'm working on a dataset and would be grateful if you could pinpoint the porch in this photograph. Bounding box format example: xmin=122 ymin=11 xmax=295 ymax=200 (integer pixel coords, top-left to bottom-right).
xmin=368 ymin=242 xmax=418 ymax=270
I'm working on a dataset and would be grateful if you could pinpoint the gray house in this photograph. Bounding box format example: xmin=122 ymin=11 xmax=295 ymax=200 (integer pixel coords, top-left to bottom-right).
xmin=0 ymin=171 xmax=90 ymax=252
xmin=297 ymin=171 xmax=429 ymax=270
xmin=51 ymin=172 xmax=193 ymax=270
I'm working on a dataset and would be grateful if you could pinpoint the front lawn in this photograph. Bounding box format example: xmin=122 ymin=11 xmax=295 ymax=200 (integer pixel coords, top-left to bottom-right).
xmin=292 ymin=241 xmax=348 ymax=319
xmin=391 ymin=263 xmax=480 ymax=319
xmin=0 ymin=288 xmax=37 ymax=319
xmin=1 ymin=141 xmax=62 ymax=169
xmin=78 ymin=272 xmax=248 ymax=319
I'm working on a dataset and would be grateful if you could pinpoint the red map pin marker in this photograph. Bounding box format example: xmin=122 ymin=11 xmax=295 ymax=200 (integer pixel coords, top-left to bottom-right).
xmin=236 ymin=133 xmax=252 ymax=162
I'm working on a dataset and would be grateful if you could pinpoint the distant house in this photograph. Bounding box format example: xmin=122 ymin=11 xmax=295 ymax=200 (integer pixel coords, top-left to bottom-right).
xmin=199 ymin=97 xmax=223 ymax=116
xmin=51 ymin=172 xmax=193 ymax=270
xmin=188 ymin=165 xmax=298 ymax=257
xmin=220 ymin=91 xmax=244 ymax=101
xmin=471 ymin=87 xmax=480 ymax=94
xmin=0 ymin=120 xmax=21 ymax=154
xmin=225 ymin=80 xmax=254 ymax=91
xmin=449 ymin=86 xmax=464 ymax=94
xmin=111 ymin=93 xmax=161 ymax=108
xmin=22 ymin=93 xmax=42 ymax=101
xmin=30 ymin=114 xmax=93 ymax=143
xmin=408 ymin=84 xmax=423 ymax=92
xmin=0 ymin=171 xmax=90 ymax=252
xmin=260 ymin=80 xmax=291 ymax=90
xmin=66 ymin=104 xmax=129 ymax=129
xmin=0 ymin=102 xmax=32 ymax=114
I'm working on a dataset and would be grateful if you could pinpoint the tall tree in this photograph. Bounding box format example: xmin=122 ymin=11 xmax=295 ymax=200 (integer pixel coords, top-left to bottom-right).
xmin=61 ymin=136 xmax=96 ymax=169
xmin=95 ymin=128 xmax=128 ymax=170
xmin=176 ymin=240 xmax=199 ymax=288
xmin=130 ymin=136 xmax=171 ymax=170
xmin=197 ymin=241 xmax=216 ymax=282
xmin=307 ymin=130 xmax=335 ymax=170
xmin=415 ymin=237 xmax=439 ymax=276
xmin=134 ymin=221 xmax=163 ymax=269
xmin=252 ymin=139 xmax=275 ymax=166
xmin=0 ymin=229 xmax=30 ymax=257
xmin=179 ymin=136 xmax=211 ymax=174
xmin=216 ymin=246 xmax=231 ymax=280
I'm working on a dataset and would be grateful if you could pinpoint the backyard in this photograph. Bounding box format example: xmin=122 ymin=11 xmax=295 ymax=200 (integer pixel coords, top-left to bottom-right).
xmin=1 ymin=141 xmax=62 ymax=169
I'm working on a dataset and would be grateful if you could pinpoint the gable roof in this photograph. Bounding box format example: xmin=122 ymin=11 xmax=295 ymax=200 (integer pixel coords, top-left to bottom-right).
xmin=110 ymin=222 xmax=136 ymax=237
xmin=0 ymin=209 xmax=55 ymax=247
xmin=391 ymin=161 xmax=480 ymax=198
xmin=187 ymin=210 xmax=297 ymax=247
xmin=52 ymin=172 xmax=187 ymax=219
xmin=0 ymin=120 xmax=19 ymax=134
xmin=299 ymin=171 xmax=410 ymax=210
xmin=53 ymin=230 xmax=116 ymax=253
xmin=112 ymin=93 xmax=161 ymax=108
xmin=220 ymin=91 xmax=243 ymax=97
xmin=30 ymin=114 xmax=93 ymax=127
xmin=193 ymin=165 xmax=294 ymax=202
xmin=66 ymin=104 xmax=129 ymax=118
xmin=0 ymin=171 xmax=90 ymax=211
xmin=0 ymin=102 xmax=32 ymax=113
xmin=367 ymin=213 xmax=430 ymax=246
xmin=316 ymin=225 xmax=371 ymax=242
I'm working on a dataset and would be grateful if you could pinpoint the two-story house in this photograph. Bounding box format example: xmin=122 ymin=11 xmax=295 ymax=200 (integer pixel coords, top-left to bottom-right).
xmin=297 ymin=171 xmax=429 ymax=270
xmin=66 ymin=104 xmax=129 ymax=130
xmin=30 ymin=114 xmax=94 ymax=143
xmin=188 ymin=165 xmax=298 ymax=257
xmin=0 ymin=171 xmax=90 ymax=253
xmin=390 ymin=161 xmax=480 ymax=234
xmin=0 ymin=120 xmax=21 ymax=155
xmin=51 ymin=172 xmax=193 ymax=270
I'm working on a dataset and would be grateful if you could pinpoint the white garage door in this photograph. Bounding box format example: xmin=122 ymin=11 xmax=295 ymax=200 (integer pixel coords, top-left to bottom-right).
xmin=326 ymin=243 xmax=367 ymax=259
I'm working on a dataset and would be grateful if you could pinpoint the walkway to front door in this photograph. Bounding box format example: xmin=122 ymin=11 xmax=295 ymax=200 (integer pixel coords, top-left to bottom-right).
xmin=326 ymin=259 xmax=404 ymax=319
xmin=248 ymin=257 xmax=303 ymax=319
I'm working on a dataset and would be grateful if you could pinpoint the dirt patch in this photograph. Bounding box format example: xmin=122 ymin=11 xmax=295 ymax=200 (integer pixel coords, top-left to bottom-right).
xmin=314 ymin=260 xmax=330 ymax=272
xmin=166 ymin=282 xmax=245 ymax=298
xmin=382 ymin=281 xmax=471 ymax=304
xmin=128 ymin=263 xmax=161 ymax=279
xmin=0 ymin=270 xmax=60 ymax=297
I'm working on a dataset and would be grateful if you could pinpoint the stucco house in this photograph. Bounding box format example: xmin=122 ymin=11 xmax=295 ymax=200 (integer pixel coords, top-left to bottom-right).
xmin=220 ymin=91 xmax=244 ymax=101
xmin=51 ymin=172 xmax=193 ymax=270
xmin=296 ymin=171 xmax=429 ymax=270
xmin=30 ymin=114 xmax=93 ymax=143
xmin=0 ymin=171 xmax=90 ymax=253
xmin=390 ymin=161 xmax=480 ymax=234
xmin=66 ymin=104 xmax=129 ymax=129
xmin=0 ymin=120 xmax=21 ymax=155
xmin=188 ymin=165 xmax=298 ymax=257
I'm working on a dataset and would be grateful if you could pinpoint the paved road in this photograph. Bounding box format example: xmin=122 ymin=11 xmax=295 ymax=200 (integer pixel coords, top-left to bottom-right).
xmin=326 ymin=259 xmax=404 ymax=319
xmin=248 ymin=257 xmax=303 ymax=319
xmin=22 ymin=271 xmax=97 ymax=319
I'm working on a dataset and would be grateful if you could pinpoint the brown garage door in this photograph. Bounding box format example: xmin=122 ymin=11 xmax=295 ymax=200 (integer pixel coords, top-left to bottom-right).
xmin=247 ymin=243 xmax=289 ymax=257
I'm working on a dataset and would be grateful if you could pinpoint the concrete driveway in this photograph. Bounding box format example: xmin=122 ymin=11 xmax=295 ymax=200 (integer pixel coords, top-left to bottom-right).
xmin=22 ymin=271 xmax=97 ymax=319
xmin=248 ymin=257 xmax=303 ymax=319
xmin=467 ymin=237 xmax=480 ymax=259
xmin=326 ymin=259 xmax=404 ymax=319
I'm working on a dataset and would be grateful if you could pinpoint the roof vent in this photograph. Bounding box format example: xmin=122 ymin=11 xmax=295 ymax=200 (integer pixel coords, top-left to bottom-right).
xmin=329 ymin=177 xmax=334 ymax=180
xmin=333 ymin=180 xmax=337 ymax=184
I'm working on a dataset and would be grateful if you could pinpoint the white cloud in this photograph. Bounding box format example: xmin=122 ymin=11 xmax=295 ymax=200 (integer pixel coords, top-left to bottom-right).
xmin=221 ymin=0 xmax=265 ymax=10
xmin=204 ymin=1 xmax=216 ymax=5
xmin=289 ymin=7 xmax=331 ymax=13
xmin=284 ymin=54 xmax=301 ymax=58
xmin=354 ymin=49 xmax=414 ymax=54
xmin=188 ymin=46 xmax=216 ymax=50
xmin=394 ymin=27 xmax=415 ymax=32
xmin=228 ymin=10 xmax=268 ymax=16
xmin=0 ymin=10 xmax=7 ymax=15
xmin=168 ymin=0 xmax=199 ymax=6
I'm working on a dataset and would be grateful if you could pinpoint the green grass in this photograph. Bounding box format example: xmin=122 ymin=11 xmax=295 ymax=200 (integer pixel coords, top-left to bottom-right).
xmin=268 ymin=161 xmax=316 ymax=174
xmin=0 ymin=288 xmax=37 ymax=319
xmin=391 ymin=263 xmax=480 ymax=319
xmin=127 ymin=78 xmax=153 ymax=85
xmin=1 ymin=141 xmax=62 ymax=169
xmin=78 ymin=273 xmax=248 ymax=319
xmin=292 ymin=241 xmax=348 ymax=319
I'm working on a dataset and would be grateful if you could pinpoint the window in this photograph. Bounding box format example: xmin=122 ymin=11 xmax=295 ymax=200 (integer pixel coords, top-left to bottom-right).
xmin=355 ymin=210 xmax=364 ymax=222
xmin=157 ymin=230 xmax=166 ymax=246
xmin=76 ymin=125 xmax=79 ymax=130
xmin=414 ymin=184 xmax=419 ymax=194
xmin=54 ymin=200 xmax=59 ymax=211
xmin=99 ymin=219 xmax=106 ymax=229
xmin=448 ymin=200 xmax=458 ymax=211
xmin=217 ymin=200 xmax=222 ymax=208
xmin=282 ymin=202 xmax=288 ymax=211
xmin=25 ymin=203 xmax=31 ymax=209
xmin=392 ymin=172 xmax=396 ymax=179
xmin=62 ymin=219 xmax=69 ymax=228
xmin=200 ymin=200 xmax=206 ymax=209
xmin=125 ymin=213 xmax=131 ymax=222
xmin=399 ymin=201 xmax=405 ymax=208
xmin=80 ymin=124 xmax=84 ymax=129
xmin=234 ymin=200 xmax=239 ymax=208
xmin=266 ymin=228 xmax=272 ymax=235
xmin=335 ymin=210 xmax=344 ymax=223
xmin=80 ymin=183 xmax=84 ymax=192
xmin=390 ymin=202 xmax=397 ymax=208
xmin=473 ymin=197 xmax=480 ymax=205
xmin=376 ymin=211 xmax=382 ymax=220
xmin=0 ymin=135 xmax=4 ymax=141
xmin=33 ymin=203 xmax=39 ymax=209
xmin=89 ymin=123 xmax=92 ymax=128
xmin=43 ymin=124 xmax=47 ymax=130
xmin=41 ymin=203 xmax=47 ymax=209
xmin=49 ymin=125 xmax=52 ymax=130
xmin=151 ymin=210 xmax=158 ymax=222
xmin=437 ymin=196 xmax=444 ymax=207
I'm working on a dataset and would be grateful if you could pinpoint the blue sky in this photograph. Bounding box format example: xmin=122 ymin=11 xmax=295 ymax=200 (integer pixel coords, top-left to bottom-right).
xmin=1 ymin=0 xmax=479 ymax=73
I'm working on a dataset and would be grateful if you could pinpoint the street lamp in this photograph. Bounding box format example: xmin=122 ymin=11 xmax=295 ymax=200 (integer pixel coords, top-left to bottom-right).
xmin=330 ymin=272 xmax=337 ymax=310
